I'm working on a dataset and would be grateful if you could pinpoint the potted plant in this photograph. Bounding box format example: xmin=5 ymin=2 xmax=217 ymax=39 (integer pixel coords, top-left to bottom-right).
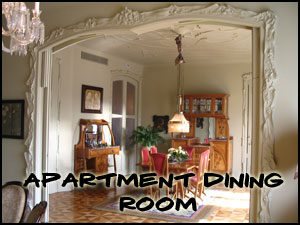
xmin=129 ymin=125 xmax=166 ymax=150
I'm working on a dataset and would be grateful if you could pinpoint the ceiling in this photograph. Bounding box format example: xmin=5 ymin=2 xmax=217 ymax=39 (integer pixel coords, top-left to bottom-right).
xmin=78 ymin=23 xmax=252 ymax=66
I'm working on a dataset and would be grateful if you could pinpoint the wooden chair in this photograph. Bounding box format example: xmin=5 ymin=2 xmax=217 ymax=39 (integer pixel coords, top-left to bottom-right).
xmin=141 ymin=148 xmax=150 ymax=163
xmin=186 ymin=149 xmax=210 ymax=200
xmin=24 ymin=201 xmax=47 ymax=223
xmin=149 ymin=153 xmax=183 ymax=200
xmin=182 ymin=146 xmax=195 ymax=160
xmin=150 ymin=146 xmax=158 ymax=154
xmin=149 ymin=153 xmax=170 ymax=199
xmin=140 ymin=147 xmax=158 ymax=173
xmin=141 ymin=147 xmax=158 ymax=163
xmin=2 ymin=181 xmax=30 ymax=223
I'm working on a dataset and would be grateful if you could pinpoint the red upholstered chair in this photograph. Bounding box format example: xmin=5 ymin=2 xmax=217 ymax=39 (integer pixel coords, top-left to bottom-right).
xmin=204 ymin=138 xmax=212 ymax=143
xmin=141 ymin=148 xmax=150 ymax=163
xmin=149 ymin=153 xmax=169 ymax=199
xmin=182 ymin=146 xmax=195 ymax=159
xmin=141 ymin=147 xmax=158 ymax=163
xmin=150 ymin=146 xmax=157 ymax=154
xmin=187 ymin=149 xmax=210 ymax=200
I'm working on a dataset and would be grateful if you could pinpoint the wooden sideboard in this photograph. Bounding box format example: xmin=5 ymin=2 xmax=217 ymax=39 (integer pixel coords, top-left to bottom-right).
xmin=172 ymin=93 xmax=233 ymax=174
xmin=171 ymin=137 xmax=200 ymax=148
xmin=74 ymin=119 xmax=120 ymax=175
xmin=210 ymin=139 xmax=233 ymax=173
xmin=172 ymin=138 xmax=233 ymax=174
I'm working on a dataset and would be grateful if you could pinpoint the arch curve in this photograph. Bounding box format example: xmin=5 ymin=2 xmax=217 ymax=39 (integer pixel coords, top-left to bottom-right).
xmin=25 ymin=3 xmax=277 ymax=223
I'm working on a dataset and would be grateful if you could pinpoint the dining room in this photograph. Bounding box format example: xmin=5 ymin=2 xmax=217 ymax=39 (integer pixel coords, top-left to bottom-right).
xmin=2 ymin=2 xmax=298 ymax=224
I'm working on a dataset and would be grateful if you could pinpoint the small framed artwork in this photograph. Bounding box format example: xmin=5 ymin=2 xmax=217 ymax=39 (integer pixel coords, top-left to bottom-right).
xmin=81 ymin=85 xmax=103 ymax=113
xmin=2 ymin=100 xmax=25 ymax=139
xmin=153 ymin=115 xmax=169 ymax=134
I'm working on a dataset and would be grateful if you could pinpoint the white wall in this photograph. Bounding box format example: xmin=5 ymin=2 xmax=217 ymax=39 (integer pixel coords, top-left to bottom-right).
xmin=2 ymin=2 xmax=298 ymax=223
xmin=48 ymin=44 xmax=143 ymax=193
xmin=142 ymin=62 xmax=251 ymax=176
xmin=2 ymin=54 xmax=29 ymax=184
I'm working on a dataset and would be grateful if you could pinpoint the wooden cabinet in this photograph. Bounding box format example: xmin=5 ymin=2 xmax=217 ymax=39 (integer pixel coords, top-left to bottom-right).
xmin=74 ymin=119 xmax=120 ymax=175
xmin=172 ymin=94 xmax=233 ymax=174
xmin=183 ymin=94 xmax=229 ymax=118
xmin=210 ymin=139 xmax=233 ymax=173
xmin=215 ymin=117 xmax=229 ymax=138
xmin=171 ymin=137 xmax=200 ymax=148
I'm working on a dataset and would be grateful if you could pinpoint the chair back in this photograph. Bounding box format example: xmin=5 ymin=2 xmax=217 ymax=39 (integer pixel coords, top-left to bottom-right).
xmin=182 ymin=146 xmax=195 ymax=159
xmin=2 ymin=181 xmax=28 ymax=223
xmin=150 ymin=146 xmax=157 ymax=154
xmin=149 ymin=153 xmax=168 ymax=177
xmin=204 ymin=138 xmax=212 ymax=143
xmin=24 ymin=201 xmax=47 ymax=223
xmin=141 ymin=148 xmax=150 ymax=163
xmin=198 ymin=149 xmax=210 ymax=178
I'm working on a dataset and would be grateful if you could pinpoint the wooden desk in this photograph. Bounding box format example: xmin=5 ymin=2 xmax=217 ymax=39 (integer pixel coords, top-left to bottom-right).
xmin=76 ymin=146 xmax=119 ymax=174
xmin=74 ymin=119 xmax=120 ymax=175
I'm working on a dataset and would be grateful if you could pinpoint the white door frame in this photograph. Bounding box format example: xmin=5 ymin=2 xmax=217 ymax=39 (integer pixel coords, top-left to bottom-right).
xmin=110 ymin=71 xmax=143 ymax=175
xmin=241 ymin=72 xmax=253 ymax=174
xmin=24 ymin=4 xmax=278 ymax=223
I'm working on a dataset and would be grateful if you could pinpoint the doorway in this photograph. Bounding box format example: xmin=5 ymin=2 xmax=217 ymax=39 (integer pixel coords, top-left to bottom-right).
xmin=25 ymin=4 xmax=278 ymax=223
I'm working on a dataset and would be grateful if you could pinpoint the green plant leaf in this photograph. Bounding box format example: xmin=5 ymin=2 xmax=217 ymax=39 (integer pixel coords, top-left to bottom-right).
xmin=129 ymin=124 xmax=166 ymax=148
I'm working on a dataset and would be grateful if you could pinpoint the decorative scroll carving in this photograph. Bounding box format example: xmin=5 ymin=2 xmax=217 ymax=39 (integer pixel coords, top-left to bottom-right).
xmin=24 ymin=45 xmax=38 ymax=208
xmin=113 ymin=6 xmax=145 ymax=25
xmin=25 ymin=3 xmax=277 ymax=222
xmin=259 ymin=11 xmax=277 ymax=224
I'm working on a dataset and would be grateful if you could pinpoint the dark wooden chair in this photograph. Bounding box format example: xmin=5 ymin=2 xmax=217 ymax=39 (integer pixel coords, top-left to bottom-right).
xmin=24 ymin=201 xmax=47 ymax=223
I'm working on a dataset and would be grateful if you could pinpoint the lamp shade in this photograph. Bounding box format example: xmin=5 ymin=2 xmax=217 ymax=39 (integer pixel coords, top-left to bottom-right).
xmin=168 ymin=112 xmax=190 ymax=133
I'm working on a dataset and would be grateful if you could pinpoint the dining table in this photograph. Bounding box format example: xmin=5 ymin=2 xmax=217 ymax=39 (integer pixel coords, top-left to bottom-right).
xmin=136 ymin=158 xmax=199 ymax=199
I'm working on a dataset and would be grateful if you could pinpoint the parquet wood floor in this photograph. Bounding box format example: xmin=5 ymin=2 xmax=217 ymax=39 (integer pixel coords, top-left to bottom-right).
xmin=49 ymin=184 xmax=250 ymax=223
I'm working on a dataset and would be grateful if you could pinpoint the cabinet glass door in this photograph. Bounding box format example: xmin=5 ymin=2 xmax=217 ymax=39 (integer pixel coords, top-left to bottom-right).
xmin=192 ymin=98 xmax=198 ymax=113
xmin=215 ymin=98 xmax=223 ymax=114
xmin=198 ymin=98 xmax=212 ymax=113
xmin=184 ymin=98 xmax=190 ymax=113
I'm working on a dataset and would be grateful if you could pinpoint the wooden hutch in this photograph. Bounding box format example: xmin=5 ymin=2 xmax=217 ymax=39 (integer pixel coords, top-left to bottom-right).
xmin=74 ymin=119 xmax=120 ymax=175
xmin=172 ymin=94 xmax=233 ymax=174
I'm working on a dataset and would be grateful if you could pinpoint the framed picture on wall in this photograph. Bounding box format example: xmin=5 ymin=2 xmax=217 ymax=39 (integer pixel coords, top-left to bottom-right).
xmin=2 ymin=100 xmax=25 ymax=139
xmin=81 ymin=85 xmax=103 ymax=113
xmin=153 ymin=115 xmax=169 ymax=134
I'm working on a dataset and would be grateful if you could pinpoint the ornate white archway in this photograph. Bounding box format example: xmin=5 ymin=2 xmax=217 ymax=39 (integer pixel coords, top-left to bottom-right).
xmin=25 ymin=3 xmax=277 ymax=222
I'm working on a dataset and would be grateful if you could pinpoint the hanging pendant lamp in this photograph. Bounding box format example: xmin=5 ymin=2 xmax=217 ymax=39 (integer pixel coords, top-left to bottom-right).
xmin=168 ymin=34 xmax=189 ymax=133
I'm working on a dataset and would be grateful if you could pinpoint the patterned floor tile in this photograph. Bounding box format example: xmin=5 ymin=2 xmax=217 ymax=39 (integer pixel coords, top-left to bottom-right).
xmin=49 ymin=184 xmax=250 ymax=223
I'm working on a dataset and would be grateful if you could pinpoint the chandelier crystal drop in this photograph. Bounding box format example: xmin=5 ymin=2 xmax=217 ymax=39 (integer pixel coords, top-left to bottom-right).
xmin=2 ymin=2 xmax=45 ymax=56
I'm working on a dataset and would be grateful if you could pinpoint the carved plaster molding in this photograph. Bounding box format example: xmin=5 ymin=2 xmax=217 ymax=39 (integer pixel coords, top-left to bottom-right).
xmin=242 ymin=72 xmax=252 ymax=81
xmin=110 ymin=69 xmax=143 ymax=81
xmin=241 ymin=72 xmax=252 ymax=174
xmin=24 ymin=44 xmax=38 ymax=207
xmin=25 ymin=3 xmax=277 ymax=222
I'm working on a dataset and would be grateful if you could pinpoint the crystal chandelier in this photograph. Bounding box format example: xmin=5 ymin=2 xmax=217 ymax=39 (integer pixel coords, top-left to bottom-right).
xmin=168 ymin=34 xmax=190 ymax=133
xmin=2 ymin=2 xmax=45 ymax=56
